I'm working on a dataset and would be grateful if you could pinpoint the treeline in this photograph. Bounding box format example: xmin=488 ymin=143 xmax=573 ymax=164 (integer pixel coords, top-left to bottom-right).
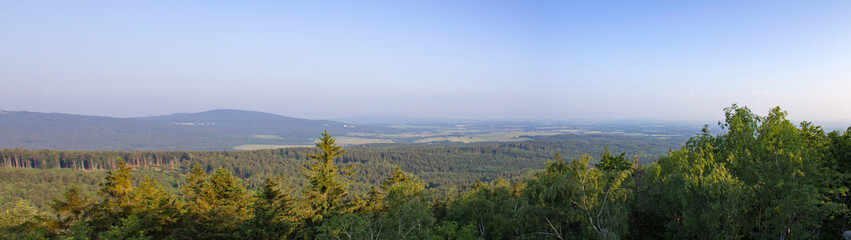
xmin=0 ymin=132 xmax=684 ymax=210
xmin=1 ymin=105 xmax=849 ymax=239
xmin=0 ymin=133 xmax=680 ymax=172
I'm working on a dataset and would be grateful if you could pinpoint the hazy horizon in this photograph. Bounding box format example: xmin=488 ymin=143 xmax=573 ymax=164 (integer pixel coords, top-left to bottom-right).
xmin=4 ymin=107 xmax=850 ymax=131
xmin=3 ymin=1 xmax=850 ymax=122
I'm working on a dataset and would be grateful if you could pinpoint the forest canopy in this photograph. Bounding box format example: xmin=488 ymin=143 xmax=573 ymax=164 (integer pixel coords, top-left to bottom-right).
xmin=0 ymin=105 xmax=849 ymax=239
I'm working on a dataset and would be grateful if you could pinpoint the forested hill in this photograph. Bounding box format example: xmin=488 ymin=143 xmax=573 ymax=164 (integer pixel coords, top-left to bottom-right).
xmin=0 ymin=110 xmax=380 ymax=150
xmin=0 ymin=109 xmax=705 ymax=151
xmin=135 ymin=109 xmax=393 ymax=138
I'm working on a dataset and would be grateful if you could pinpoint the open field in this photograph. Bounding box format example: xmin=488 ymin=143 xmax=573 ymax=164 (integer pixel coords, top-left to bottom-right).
xmin=340 ymin=121 xmax=698 ymax=144
xmin=335 ymin=136 xmax=394 ymax=145
xmin=252 ymin=134 xmax=283 ymax=139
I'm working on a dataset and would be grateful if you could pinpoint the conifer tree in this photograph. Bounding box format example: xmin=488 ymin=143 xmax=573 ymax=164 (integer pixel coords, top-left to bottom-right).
xmin=302 ymin=130 xmax=352 ymax=222
xmin=241 ymin=177 xmax=300 ymax=239
xmin=51 ymin=185 xmax=90 ymax=226
xmin=181 ymin=166 xmax=250 ymax=239
xmin=132 ymin=176 xmax=182 ymax=239
xmin=89 ymin=160 xmax=135 ymax=233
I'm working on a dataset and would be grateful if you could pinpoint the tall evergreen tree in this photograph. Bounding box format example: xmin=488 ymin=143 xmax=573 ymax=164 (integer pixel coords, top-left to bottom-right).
xmin=302 ymin=130 xmax=353 ymax=223
xmin=89 ymin=161 xmax=135 ymax=233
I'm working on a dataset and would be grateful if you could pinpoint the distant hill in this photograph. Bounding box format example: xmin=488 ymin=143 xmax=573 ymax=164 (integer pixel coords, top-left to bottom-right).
xmin=0 ymin=109 xmax=716 ymax=151
xmin=137 ymin=109 xmax=378 ymax=138
xmin=333 ymin=115 xmax=464 ymax=125
xmin=0 ymin=110 xmax=385 ymax=151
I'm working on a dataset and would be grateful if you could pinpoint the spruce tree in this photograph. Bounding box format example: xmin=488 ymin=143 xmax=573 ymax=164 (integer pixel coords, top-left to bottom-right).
xmin=241 ymin=177 xmax=299 ymax=239
xmin=51 ymin=185 xmax=90 ymax=225
xmin=89 ymin=161 xmax=134 ymax=233
xmin=301 ymin=130 xmax=353 ymax=235
xmin=304 ymin=131 xmax=350 ymax=218
xmin=180 ymin=166 xmax=250 ymax=239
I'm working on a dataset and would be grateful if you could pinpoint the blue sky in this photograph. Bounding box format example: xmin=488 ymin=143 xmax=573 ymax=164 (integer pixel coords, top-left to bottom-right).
xmin=1 ymin=1 xmax=850 ymax=122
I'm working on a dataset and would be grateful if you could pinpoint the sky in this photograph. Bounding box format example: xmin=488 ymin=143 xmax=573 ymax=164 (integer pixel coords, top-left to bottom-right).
xmin=2 ymin=1 xmax=850 ymax=123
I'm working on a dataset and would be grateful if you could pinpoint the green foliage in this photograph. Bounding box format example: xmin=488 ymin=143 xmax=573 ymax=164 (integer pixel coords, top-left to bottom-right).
xmin=648 ymin=105 xmax=848 ymax=239
xmin=96 ymin=214 xmax=152 ymax=240
xmin=445 ymin=178 xmax=526 ymax=240
xmin=51 ymin=185 xmax=89 ymax=226
xmin=89 ymin=161 xmax=135 ymax=233
xmin=1 ymin=106 xmax=850 ymax=240
xmin=0 ymin=130 xmax=684 ymax=200
xmin=181 ymin=167 xmax=250 ymax=239
xmin=648 ymin=142 xmax=746 ymax=239
xmin=316 ymin=213 xmax=371 ymax=239
xmin=824 ymin=127 xmax=851 ymax=238
xmin=303 ymin=130 xmax=354 ymax=224
xmin=239 ymin=177 xmax=300 ymax=239
xmin=0 ymin=199 xmax=51 ymax=239
xmin=131 ymin=176 xmax=182 ymax=239
xmin=596 ymin=146 xmax=631 ymax=172
xmin=377 ymin=168 xmax=435 ymax=239
xmin=429 ymin=221 xmax=482 ymax=240
xmin=318 ymin=167 xmax=436 ymax=240
xmin=523 ymin=154 xmax=632 ymax=240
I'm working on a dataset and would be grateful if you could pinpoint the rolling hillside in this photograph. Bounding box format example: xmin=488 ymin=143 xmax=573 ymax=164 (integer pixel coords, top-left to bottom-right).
xmin=0 ymin=110 xmax=379 ymax=150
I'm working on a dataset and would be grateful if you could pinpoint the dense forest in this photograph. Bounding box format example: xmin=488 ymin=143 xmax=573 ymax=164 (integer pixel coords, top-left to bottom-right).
xmin=0 ymin=132 xmax=684 ymax=211
xmin=1 ymin=105 xmax=849 ymax=239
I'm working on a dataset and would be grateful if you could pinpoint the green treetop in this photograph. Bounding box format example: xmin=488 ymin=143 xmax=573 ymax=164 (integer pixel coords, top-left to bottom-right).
xmin=302 ymin=130 xmax=353 ymax=223
xmin=597 ymin=146 xmax=631 ymax=172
